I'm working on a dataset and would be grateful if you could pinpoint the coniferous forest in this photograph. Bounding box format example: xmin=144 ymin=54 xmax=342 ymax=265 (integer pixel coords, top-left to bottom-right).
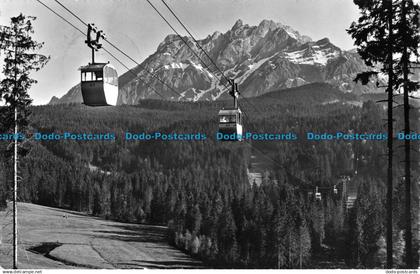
xmin=0 ymin=83 xmax=417 ymax=268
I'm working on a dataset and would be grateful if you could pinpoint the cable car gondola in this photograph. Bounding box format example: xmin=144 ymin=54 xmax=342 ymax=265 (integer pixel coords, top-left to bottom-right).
xmin=315 ymin=186 xmax=322 ymax=201
xmin=218 ymin=80 xmax=243 ymax=141
xmin=218 ymin=107 xmax=243 ymax=139
xmin=80 ymin=24 xmax=118 ymax=106
xmin=80 ymin=63 xmax=118 ymax=106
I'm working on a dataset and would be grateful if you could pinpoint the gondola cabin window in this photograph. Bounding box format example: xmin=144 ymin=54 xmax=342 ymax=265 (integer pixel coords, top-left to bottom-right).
xmin=95 ymin=71 xmax=103 ymax=81
xmin=104 ymin=66 xmax=118 ymax=86
xmin=81 ymin=71 xmax=103 ymax=82
xmin=80 ymin=63 xmax=118 ymax=106
xmin=219 ymin=114 xmax=237 ymax=123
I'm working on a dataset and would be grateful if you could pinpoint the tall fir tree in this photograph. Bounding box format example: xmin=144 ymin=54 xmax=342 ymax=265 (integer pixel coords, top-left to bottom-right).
xmin=0 ymin=14 xmax=49 ymax=269
xmin=393 ymin=0 xmax=420 ymax=268
xmin=347 ymin=0 xmax=397 ymax=267
xmin=349 ymin=0 xmax=420 ymax=268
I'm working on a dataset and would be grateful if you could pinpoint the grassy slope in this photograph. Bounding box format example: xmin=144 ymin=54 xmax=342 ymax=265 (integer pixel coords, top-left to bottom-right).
xmin=0 ymin=203 xmax=202 ymax=269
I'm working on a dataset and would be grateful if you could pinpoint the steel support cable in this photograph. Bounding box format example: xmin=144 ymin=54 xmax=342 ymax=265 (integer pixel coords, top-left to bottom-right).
xmin=53 ymin=0 xmax=183 ymax=98
xmin=39 ymin=0 xmax=340 ymax=193
xmin=160 ymin=0 xmax=231 ymax=84
xmin=35 ymin=0 xmax=167 ymax=100
xmin=161 ymin=0 xmax=276 ymax=114
xmin=102 ymin=48 xmax=167 ymax=100
xmin=145 ymin=0 xmax=231 ymax=91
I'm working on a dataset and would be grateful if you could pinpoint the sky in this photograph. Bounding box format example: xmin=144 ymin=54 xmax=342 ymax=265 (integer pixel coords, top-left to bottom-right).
xmin=0 ymin=0 xmax=360 ymax=105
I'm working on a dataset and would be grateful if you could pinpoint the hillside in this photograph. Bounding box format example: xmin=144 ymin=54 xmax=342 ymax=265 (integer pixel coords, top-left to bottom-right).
xmin=0 ymin=202 xmax=203 ymax=269
xmin=3 ymin=82 xmax=417 ymax=268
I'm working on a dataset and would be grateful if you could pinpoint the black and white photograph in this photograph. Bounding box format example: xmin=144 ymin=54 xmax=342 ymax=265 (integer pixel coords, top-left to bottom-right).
xmin=0 ymin=0 xmax=419 ymax=271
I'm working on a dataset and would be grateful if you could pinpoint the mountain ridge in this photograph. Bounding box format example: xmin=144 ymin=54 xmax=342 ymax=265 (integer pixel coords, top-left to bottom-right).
xmin=50 ymin=19 xmax=380 ymax=106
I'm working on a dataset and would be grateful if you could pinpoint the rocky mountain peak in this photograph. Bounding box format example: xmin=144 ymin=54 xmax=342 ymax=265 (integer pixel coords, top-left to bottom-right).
xmin=316 ymin=37 xmax=331 ymax=45
xmin=257 ymin=19 xmax=280 ymax=31
xmin=51 ymin=19 xmax=374 ymax=105
xmin=211 ymin=31 xmax=222 ymax=39
xmin=231 ymin=19 xmax=244 ymax=30
xmin=48 ymin=96 xmax=60 ymax=105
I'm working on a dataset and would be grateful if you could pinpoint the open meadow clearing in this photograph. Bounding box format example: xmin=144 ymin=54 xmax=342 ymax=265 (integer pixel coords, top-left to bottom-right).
xmin=0 ymin=203 xmax=202 ymax=269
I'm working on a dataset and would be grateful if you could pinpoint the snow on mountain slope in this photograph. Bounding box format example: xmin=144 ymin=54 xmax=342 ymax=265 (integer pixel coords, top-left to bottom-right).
xmin=51 ymin=19 xmax=376 ymax=105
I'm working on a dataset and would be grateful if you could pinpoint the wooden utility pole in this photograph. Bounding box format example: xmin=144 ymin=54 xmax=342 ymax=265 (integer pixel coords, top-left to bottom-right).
xmin=13 ymin=106 xmax=18 ymax=270
xmin=12 ymin=32 xmax=18 ymax=270
xmin=386 ymin=0 xmax=394 ymax=268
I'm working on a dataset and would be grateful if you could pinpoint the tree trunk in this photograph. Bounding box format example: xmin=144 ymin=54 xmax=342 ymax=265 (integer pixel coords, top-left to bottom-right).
xmin=13 ymin=106 xmax=18 ymax=269
xmin=386 ymin=0 xmax=394 ymax=268
xmin=13 ymin=32 xmax=18 ymax=270
xmin=401 ymin=0 xmax=413 ymax=268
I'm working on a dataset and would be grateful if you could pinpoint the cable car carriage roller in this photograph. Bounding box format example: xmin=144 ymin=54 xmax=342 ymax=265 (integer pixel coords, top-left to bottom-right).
xmin=218 ymin=79 xmax=243 ymax=141
xmin=80 ymin=24 xmax=118 ymax=106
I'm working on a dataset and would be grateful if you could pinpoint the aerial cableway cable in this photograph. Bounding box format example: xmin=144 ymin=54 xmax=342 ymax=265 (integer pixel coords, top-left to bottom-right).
xmin=244 ymin=134 xmax=343 ymax=196
xmin=146 ymin=1 xmax=343 ymax=195
xmin=38 ymin=0 xmax=341 ymax=196
xmin=53 ymin=0 xmax=88 ymax=27
xmin=101 ymin=38 xmax=183 ymax=99
xmin=239 ymin=102 xmax=340 ymax=193
xmin=54 ymin=0 xmax=266 ymax=112
xmin=160 ymin=0 xmax=259 ymax=116
xmin=160 ymin=0 xmax=231 ymax=85
xmin=102 ymin=48 xmax=167 ymax=100
xmin=239 ymin=94 xmax=264 ymax=116
xmin=145 ymin=0 xmax=231 ymax=91
xmin=160 ymin=0 xmax=268 ymax=116
xmin=52 ymin=0 xmax=183 ymax=99
xmin=158 ymin=0 xmax=266 ymax=121
xmin=35 ymin=0 xmax=167 ymax=100
xmin=35 ymin=0 xmax=86 ymax=38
